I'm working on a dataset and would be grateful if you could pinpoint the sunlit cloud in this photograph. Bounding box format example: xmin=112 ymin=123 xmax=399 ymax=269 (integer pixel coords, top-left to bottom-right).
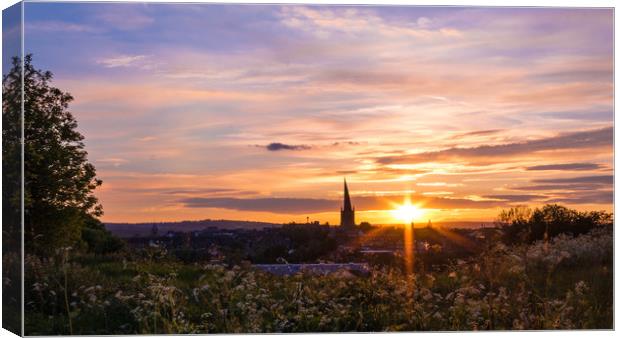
xmin=526 ymin=163 xmax=604 ymax=171
xmin=96 ymin=55 xmax=149 ymax=68
xmin=278 ymin=6 xmax=463 ymax=39
xmin=95 ymin=5 xmax=155 ymax=30
xmin=532 ymin=175 xmax=613 ymax=185
xmin=377 ymin=127 xmax=612 ymax=165
xmin=482 ymin=194 xmax=546 ymax=202
xmin=22 ymin=4 xmax=612 ymax=223
xmin=26 ymin=20 xmax=98 ymax=33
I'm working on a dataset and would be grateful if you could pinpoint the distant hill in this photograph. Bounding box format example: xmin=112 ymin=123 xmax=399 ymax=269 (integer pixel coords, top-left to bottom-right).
xmin=105 ymin=219 xmax=282 ymax=238
xmin=377 ymin=221 xmax=496 ymax=229
xmin=425 ymin=221 xmax=495 ymax=229
xmin=105 ymin=219 xmax=495 ymax=238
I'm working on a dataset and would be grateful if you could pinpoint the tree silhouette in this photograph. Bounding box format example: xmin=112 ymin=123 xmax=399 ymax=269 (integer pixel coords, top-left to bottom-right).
xmin=498 ymin=204 xmax=612 ymax=244
xmin=2 ymin=53 xmax=23 ymax=336
xmin=3 ymin=55 xmax=103 ymax=254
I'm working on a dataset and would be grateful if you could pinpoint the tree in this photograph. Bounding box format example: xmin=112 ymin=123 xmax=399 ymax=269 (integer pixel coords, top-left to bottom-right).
xmin=359 ymin=221 xmax=374 ymax=231
xmin=498 ymin=204 xmax=612 ymax=244
xmin=495 ymin=205 xmax=532 ymax=244
xmin=3 ymin=55 xmax=103 ymax=254
xmin=1 ymin=55 xmax=21 ymax=331
xmin=2 ymin=57 xmax=23 ymax=250
xmin=81 ymin=215 xmax=125 ymax=255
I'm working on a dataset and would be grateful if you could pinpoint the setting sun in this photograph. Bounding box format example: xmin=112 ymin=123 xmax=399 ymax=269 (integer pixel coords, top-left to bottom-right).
xmin=391 ymin=201 xmax=425 ymax=224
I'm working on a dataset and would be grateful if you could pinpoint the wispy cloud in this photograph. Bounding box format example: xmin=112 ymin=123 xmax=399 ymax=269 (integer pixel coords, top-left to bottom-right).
xmin=182 ymin=197 xmax=336 ymax=213
xmin=526 ymin=163 xmax=603 ymax=171
xmin=264 ymin=142 xmax=311 ymax=151
xmin=547 ymin=191 xmax=613 ymax=205
xmin=483 ymin=194 xmax=546 ymax=202
xmin=510 ymin=184 xmax=606 ymax=192
xmin=95 ymin=157 xmax=128 ymax=168
xmin=377 ymin=127 xmax=612 ymax=165
xmin=26 ymin=20 xmax=99 ymax=33
xmin=114 ymin=187 xmax=258 ymax=197
xmin=278 ymin=6 xmax=463 ymax=39
xmin=532 ymin=175 xmax=613 ymax=185
xmin=452 ymin=129 xmax=504 ymax=138
xmin=96 ymin=54 xmax=149 ymax=68
xmin=181 ymin=194 xmax=517 ymax=214
xmin=95 ymin=6 xmax=154 ymax=30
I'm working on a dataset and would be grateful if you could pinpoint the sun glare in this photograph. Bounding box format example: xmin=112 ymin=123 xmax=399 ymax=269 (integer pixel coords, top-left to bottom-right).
xmin=391 ymin=201 xmax=424 ymax=223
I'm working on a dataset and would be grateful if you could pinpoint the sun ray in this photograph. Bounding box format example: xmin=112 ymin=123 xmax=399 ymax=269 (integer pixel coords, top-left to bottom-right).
xmin=389 ymin=196 xmax=425 ymax=224
xmin=355 ymin=225 xmax=390 ymax=247
xmin=389 ymin=195 xmax=427 ymax=275
xmin=433 ymin=224 xmax=477 ymax=252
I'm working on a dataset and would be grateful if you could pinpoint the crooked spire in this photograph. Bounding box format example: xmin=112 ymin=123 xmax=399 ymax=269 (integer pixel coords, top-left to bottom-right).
xmin=343 ymin=178 xmax=352 ymax=212
xmin=340 ymin=178 xmax=356 ymax=227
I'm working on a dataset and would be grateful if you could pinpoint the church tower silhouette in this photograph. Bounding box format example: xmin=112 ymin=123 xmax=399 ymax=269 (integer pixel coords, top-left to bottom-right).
xmin=340 ymin=179 xmax=355 ymax=227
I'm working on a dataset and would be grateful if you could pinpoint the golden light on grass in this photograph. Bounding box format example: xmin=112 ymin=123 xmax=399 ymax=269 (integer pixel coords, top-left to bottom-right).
xmin=403 ymin=221 xmax=414 ymax=276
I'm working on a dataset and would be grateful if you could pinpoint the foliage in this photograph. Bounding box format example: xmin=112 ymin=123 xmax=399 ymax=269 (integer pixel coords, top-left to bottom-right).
xmin=525 ymin=225 xmax=612 ymax=268
xmin=2 ymin=55 xmax=23 ymax=333
xmin=81 ymin=215 xmax=125 ymax=255
xmin=2 ymin=56 xmax=22 ymax=245
xmin=24 ymin=226 xmax=612 ymax=334
xmin=248 ymin=223 xmax=338 ymax=263
xmin=2 ymin=55 xmax=104 ymax=254
xmin=497 ymin=204 xmax=612 ymax=244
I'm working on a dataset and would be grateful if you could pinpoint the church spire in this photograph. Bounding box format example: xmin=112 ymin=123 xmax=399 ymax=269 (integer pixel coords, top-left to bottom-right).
xmin=340 ymin=178 xmax=355 ymax=227
xmin=343 ymin=178 xmax=352 ymax=211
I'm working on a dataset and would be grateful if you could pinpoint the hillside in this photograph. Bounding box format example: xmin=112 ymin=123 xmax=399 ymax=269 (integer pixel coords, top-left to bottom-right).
xmin=105 ymin=219 xmax=282 ymax=238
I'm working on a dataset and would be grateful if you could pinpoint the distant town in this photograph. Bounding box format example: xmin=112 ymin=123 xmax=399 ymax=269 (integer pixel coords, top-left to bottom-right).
xmin=105 ymin=181 xmax=499 ymax=275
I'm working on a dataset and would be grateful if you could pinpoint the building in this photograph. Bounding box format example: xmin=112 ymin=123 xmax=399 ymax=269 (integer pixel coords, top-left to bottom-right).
xmin=340 ymin=179 xmax=356 ymax=227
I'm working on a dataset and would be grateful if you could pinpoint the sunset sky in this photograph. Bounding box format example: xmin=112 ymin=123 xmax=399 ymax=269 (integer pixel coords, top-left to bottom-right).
xmin=21 ymin=4 xmax=613 ymax=224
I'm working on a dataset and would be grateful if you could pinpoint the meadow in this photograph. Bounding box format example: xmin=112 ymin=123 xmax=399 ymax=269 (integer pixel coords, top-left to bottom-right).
xmin=21 ymin=222 xmax=612 ymax=334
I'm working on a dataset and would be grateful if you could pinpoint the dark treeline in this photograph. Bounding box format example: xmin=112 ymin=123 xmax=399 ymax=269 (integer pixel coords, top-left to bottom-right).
xmin=498 ymin=204 xmax=612 ymax=244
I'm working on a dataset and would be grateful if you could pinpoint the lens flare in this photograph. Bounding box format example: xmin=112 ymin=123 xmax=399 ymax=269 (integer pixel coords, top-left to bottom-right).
xmin=391 ymin=200 xmax=424 ymax=223
xmin=389 ymin=196 xmax=425 ymax=276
